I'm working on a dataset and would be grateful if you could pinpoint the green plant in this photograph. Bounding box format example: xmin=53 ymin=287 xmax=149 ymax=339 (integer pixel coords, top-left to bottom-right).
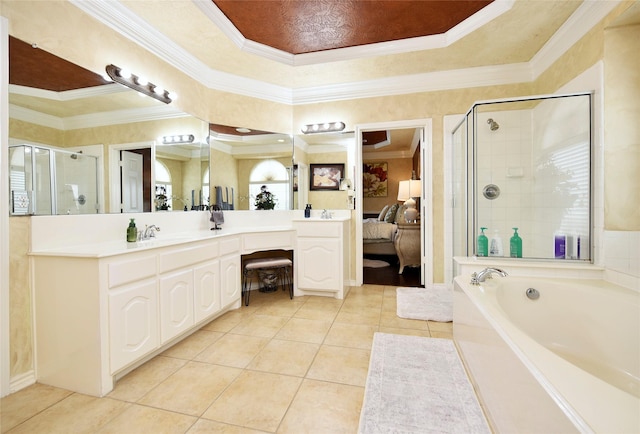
xmin=254 ymin=185 xmax=277 ymax=210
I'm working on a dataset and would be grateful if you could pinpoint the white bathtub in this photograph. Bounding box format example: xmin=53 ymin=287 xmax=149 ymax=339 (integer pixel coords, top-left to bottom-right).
xmin=453 ymin=275 xmax=640 ymax=433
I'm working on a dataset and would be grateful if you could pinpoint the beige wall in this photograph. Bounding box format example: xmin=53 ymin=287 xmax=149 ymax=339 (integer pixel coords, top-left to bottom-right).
xmin=4 ymin=0 xmax=637 ymax=382
xmin=604 ymin=23 xmax=640 ymax=230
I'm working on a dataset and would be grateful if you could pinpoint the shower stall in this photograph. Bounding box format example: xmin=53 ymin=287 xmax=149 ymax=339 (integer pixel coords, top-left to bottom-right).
xmin=9 ymin=144 xmax=99 ymax=215
xmin=451 ymin=92 xmax=592 ymax=264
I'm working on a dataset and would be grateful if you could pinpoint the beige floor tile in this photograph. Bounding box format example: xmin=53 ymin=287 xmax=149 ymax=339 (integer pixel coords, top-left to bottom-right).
xmin=275 ymin=317 xmax=332 ymax=344
xmin=428 ymin=320 xmax=454 ymax=333
xmin=334 ymin=307 xmax=381 ymax=326
xmin=108 ymin=355 xmax=187 ymax=402
xmin=293 ymin=301 xmax=341 ymax=321
xmin=252 ymin=299 xmax=304 ymax=317
xmin=381 ymin=293 xmax=398 ymax=312
xmin=341 ymin=294 xmax=384 ymax=310
xmin=161 ymin=329 xmax=225 ymax=360
xmin=187 ymin=418 xmax=269 ymax=433
xmin=201 ymin=309 xmax=256 ymax=333
xmin=430 ymin=330 xmax=453 ymax=339
xmin=96 ymin=403 xmax=196 ymax=434
xmin=247 ymin=339 xmax=319 ymax=377
xmin=194 ymin=333 xmax=269 ymax=368
xmin=0 ymin=383 xmax=72 ymax=433
xmin=202 ymin=370 xmax=302 ymax=432
xmin=306 ymin=345 xmax=371 ymax=387
xmin=277 ymin=379 xmax=364 ymax=434
xmin=323 ymin=322 xmax=378 ymax=349
xmin=379 ymin=310 xmax=430 ymax=330
xmin=139 ymin=361 xmax=241 ymax=416
xmin=378 ymin=326 xmax=431 ymax=338
xmin=7 ymin=393 xmax=128 ymax=434
xmin=229 ymin=314 xmax=289 ymax=338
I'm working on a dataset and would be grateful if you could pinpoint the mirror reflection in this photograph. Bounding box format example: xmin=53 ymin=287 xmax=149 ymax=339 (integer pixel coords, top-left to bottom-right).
xmin=8 ymin=35 xmax=209 ymax=215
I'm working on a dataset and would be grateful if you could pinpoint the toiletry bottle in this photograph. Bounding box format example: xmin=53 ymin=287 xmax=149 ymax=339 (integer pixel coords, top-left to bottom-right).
xmin=554 ymin=231 xmax=566 ymax=259
xmin=304 ymin=204 xmax=311 ymax=218
xmin=510 ymin=227 xmax=522 ymax=258
xmin=127 ymin=218 xmax=137 ymax=242
xmin=477 ymin=227 xmax=488 ymax=257
xmin=489 ymin=229 xmax=503 ymax=256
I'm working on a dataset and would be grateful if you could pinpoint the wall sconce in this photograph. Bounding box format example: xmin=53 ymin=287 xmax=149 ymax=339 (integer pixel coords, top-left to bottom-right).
xmin=162 ymin=134 xmax=195 ymax=144
xmin=301 ymin=121 xmax=346 ymax=134
xmin=397 ymin=179 xmax=422 ymax=222
xmin=105 ymin=64 xmax=172 ymax=104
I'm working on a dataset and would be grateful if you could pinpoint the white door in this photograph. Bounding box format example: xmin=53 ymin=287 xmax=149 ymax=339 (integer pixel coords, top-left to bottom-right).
xmin=121 ymin=150 xmax=143 ymax=213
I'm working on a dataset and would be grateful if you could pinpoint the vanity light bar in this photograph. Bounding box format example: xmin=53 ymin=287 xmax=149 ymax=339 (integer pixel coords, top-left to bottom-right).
xmin=162 ymin=134 xmax=195 ymax=144
xmin=105 ymin=64 xmax=172 ymax=104
xmin=301 ymin=121 xmax=346 ymax=134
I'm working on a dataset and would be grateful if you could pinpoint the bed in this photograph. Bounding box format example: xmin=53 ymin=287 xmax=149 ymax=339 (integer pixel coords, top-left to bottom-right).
xmin=362 ymin=204 xmax=407 ymax=256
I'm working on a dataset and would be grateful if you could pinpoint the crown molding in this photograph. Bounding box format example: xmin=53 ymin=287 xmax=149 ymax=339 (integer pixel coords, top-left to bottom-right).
xmin=70 ymin=0 xmax=618 ymax=106
xmin=9 ymin=83 xmax=127 ymax=101
xmin=10 ymin=103 xmax=187 ymax=130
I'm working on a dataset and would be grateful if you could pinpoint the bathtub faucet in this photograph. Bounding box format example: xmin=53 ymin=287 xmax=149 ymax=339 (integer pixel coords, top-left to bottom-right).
xmin=472 ymin=267 xmax=508 ymax=284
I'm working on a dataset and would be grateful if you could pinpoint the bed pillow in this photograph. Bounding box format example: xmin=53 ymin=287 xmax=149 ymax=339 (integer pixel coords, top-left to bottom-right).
xmin=394 ymin=204 xmax=408 ymax=224
xmin=383 ymin=204 xmax=399 ymax=223
xmin=377 ymin=205 xmax=389 ymax=221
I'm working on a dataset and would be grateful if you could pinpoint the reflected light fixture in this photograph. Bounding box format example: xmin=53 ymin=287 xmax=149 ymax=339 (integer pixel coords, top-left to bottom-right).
xmin=301 ymin=121 xmax=346 ymax=134
xmin=105 ymin=64 xmax=172 ymax=104
xmin=162 ymin=134 xmax=195 ymax=144
xmin=397 ymin=178 xmax=422 ymax=223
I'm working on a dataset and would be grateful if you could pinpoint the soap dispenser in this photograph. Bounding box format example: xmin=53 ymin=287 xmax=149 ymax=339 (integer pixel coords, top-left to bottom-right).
xmin=510 ymin=227 xmax=522 ymax=258
xmin=126 ymin=218 xmax=137 ymax=242
xmin=489 ymin=229 xmax=504 ymax=257
xmin=304 ymin=204 xmax=312 ymax=218
xmin=477 ymin=227 xmax=488 ymax=257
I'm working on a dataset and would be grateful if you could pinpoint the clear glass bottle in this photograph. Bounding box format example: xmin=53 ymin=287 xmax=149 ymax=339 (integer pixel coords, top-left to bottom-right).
xmin=127 ymin=218 xmax=137 ymax=242
xmin=489 ymin=229 xmax=503 ymax=257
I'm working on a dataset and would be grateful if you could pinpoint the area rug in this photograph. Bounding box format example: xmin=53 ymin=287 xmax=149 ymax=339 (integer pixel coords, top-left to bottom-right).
xmin=359 ymin=333 xmax=490 ymax=434
xmin=396 ymin=285 xmax=452 ymax=322
xmin=363 ymin=259 xmax=390 ymax=268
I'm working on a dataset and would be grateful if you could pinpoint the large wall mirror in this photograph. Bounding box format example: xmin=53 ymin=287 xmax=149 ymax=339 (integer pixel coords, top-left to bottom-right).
xmin=7 ymin=35 xmax=209 ymax=215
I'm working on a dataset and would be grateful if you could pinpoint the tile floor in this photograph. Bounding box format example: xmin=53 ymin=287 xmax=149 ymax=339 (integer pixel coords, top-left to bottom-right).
xmin=1 ymin=284 xmax=453 ymax=434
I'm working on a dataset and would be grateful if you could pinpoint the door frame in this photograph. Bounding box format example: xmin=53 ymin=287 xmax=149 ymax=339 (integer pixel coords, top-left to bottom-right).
xmin=354 ymin=119 xmax=433 ymax=286
xmin=108 ymin=141 xmax=155 ymax=213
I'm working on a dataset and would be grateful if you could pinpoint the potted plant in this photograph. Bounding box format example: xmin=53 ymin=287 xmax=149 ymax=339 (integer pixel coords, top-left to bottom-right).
xmin=254 ymin=185 xmax=277 ymax=210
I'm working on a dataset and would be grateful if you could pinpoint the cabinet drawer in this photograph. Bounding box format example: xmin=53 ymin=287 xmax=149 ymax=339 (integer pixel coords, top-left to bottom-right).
xmin=242 ymin=231 xmax=293 ymax=253
xmin=219 ymin=236 xmax=240 ymax=256
xmin=295 ymin=222 xmax=341 ymax=238
xmin=159 ymin=242 xmax=219 ymax=273
xmin=108 ymin=255 xmax=157 ymax=288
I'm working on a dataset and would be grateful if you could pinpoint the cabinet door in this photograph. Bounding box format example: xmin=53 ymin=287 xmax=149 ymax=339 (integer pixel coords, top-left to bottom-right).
xmin=220 ymin=255 xmax=241 ymax=307
xmin=109 ymin=279 xmax=158 ymax=373
xmin=194 ymin=260 xmax=220 ymax=323
xmin=297 ymin=238 xmax=341 ymax=291
xmin=159 ymin=268 xmax=194 ymax=344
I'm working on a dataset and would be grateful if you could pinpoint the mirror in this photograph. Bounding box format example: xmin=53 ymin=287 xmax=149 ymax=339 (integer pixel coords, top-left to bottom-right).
xmin=208 ymin=124 xmax=294 ymax=210
xmin=8 ymin=35 xmax=209 ymax=214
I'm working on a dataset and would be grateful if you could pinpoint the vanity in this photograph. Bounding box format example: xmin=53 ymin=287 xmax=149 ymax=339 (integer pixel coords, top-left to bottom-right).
xmin=28 ymin=210 xmax=349 ymax=397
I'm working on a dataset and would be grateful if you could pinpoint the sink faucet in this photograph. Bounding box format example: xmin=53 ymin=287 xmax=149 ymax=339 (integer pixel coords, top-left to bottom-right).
xmin=321 ymin=209 xmax=332 ymax=219
xmin=471 ymin=267 xmax=508 ymax=284
xmin=140 ymin=224 xmax=160 ymax=240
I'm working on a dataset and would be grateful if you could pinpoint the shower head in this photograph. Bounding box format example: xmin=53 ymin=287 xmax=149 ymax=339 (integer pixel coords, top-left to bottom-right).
xmin=487 ymin=118 xmax=499 ymax=131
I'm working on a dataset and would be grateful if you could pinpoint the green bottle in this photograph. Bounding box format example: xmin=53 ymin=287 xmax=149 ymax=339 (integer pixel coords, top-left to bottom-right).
xmin=477 ymin=227 xmax=488 ymax=257
xmin=127 ymin=218 xmax=137 ymax=242
xmin=510 ymin=227 xmax=522 ymax=258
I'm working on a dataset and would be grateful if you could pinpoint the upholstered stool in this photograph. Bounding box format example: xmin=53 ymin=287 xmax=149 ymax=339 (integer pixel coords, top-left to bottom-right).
xmin=242 ymin=257 xmax=293 ymax=306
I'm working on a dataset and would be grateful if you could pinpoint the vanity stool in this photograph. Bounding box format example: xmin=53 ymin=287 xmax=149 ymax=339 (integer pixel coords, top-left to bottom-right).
xmin=242 ymin=257 xmax=293 ymax=306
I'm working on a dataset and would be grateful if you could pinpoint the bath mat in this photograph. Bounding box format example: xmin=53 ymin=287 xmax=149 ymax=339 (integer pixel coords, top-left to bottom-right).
xmin=363 ymin=259 xmax=390 ymax=268
xmin=359 ymin=333 xmax=490 ymax=434
xmin=396 ymin=285 xmax=452 ymax=322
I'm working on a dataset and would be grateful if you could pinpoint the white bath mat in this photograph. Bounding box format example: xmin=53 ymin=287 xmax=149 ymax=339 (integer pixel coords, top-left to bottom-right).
xmin=363 ymin=259 xmax=390 ymax=268
xmin=359 ymin=333 xmax=490 ymax=434
xmin=396 ymin=285 xmax=452 ymax=322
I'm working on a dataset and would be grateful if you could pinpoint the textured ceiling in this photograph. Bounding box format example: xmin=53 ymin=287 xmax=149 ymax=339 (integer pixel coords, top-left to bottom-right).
xmin=212 ymin=0 xmax=493 ymax=54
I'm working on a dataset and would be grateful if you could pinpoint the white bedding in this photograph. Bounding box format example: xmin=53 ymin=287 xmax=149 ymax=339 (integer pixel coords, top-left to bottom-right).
xmin=363 ymin=218 xmax=397 ymax=240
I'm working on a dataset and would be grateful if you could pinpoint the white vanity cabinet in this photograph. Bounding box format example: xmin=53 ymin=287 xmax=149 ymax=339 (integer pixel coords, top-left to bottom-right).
xmin=293 ymin=219 xmax=350 ymax=299
xmin=32 ymin=234 xmax=241 ymax=397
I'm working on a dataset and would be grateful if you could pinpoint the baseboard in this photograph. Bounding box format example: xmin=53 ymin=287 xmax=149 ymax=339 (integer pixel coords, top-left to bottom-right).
xmin=10 ymin=370 xmax=35 ymax=393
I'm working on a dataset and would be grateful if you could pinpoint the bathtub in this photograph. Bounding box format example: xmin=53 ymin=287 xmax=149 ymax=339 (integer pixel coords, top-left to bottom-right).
xmin=453 ymin=275 xmax=640 ymax=433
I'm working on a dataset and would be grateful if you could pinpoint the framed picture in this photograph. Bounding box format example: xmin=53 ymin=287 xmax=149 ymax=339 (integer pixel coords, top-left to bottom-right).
xmin=363 ymin=162 xmax=388 ymax=197
xmin=310 ymin=163 xmax=344 ymax=190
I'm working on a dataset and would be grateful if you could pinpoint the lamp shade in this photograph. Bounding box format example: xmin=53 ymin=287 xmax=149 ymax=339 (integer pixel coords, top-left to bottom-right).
xmin=397 ymin=179 xmax=421 ymax=201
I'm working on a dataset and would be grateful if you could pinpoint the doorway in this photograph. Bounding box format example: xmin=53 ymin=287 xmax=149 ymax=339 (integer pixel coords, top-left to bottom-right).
xmin=108 ymin=142 xmax=154 ymax=213
xmin=354 ymin=119 xmax=433 ymax=287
